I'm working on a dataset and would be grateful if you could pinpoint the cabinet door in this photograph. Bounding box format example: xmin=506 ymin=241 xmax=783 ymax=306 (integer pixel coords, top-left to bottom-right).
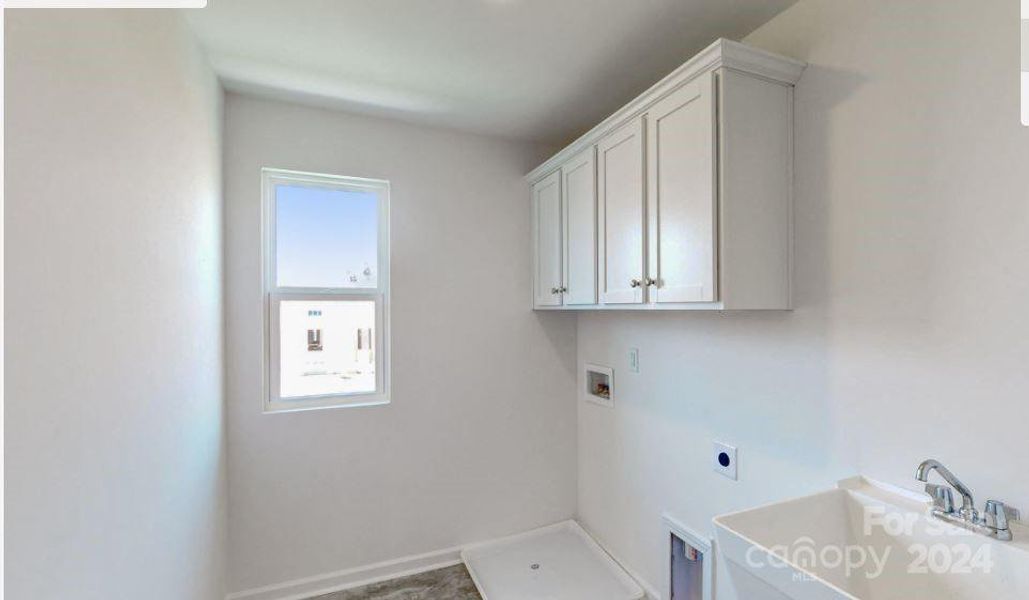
xmin=532 ymin=170 xmax=563 ymax=307
xmin=646 ymin=74 xmax=717 ymax=303
xmin=597 ymin=117 xmax=646 ymax=304
xmin=562 ymin=147 xmax=597 ymax=305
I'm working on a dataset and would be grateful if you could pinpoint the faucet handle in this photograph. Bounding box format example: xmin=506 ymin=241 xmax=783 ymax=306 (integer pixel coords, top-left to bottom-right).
xmin=984 ymin=500 xmax=1020 ymax=530
xmin=925 ymin=483 xmax=955 ymax=513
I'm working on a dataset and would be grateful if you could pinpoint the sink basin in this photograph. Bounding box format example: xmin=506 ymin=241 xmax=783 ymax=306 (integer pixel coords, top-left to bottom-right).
xmin=714 ymin=477 xmax=1029 ymax=599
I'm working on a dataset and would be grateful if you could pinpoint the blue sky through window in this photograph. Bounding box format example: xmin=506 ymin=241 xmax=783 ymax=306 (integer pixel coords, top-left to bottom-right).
xmin=276 ymin=184 xmax=378 ymax=288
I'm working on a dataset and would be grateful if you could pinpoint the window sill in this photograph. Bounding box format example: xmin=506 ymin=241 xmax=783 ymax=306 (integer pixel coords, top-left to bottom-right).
xmin=263 ymin=396 xmax=390 ymax=414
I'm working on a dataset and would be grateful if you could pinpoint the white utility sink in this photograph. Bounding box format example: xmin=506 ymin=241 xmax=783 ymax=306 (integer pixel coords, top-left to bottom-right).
xmin=714 ymin=477 xmax=1029 ymax=599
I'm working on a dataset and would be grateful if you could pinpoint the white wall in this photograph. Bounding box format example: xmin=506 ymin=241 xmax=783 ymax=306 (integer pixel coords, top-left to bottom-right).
xmin=576 ymin=0 xmax=1029 ymax=596
xmin=5 ymin=9 xmax=225 ymax=600
xmin=223 ymin=93 xmax=577 ymax=594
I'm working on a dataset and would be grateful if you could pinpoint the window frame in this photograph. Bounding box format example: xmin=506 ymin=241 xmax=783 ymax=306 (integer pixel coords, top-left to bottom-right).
xmin=262 ymin=168 xmax=391 ymax=413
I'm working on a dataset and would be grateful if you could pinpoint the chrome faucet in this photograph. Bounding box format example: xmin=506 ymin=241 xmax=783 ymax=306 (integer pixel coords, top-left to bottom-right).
xmin=916 ymin=459 xmax=977 ymax=519
xmin=916 ymin=459 xmax=1020 ymax=541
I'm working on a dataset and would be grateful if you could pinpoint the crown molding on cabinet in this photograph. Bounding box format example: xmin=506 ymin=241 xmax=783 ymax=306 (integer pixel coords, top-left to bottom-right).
xmin=525 ymin=38 xmax=806 ymax=183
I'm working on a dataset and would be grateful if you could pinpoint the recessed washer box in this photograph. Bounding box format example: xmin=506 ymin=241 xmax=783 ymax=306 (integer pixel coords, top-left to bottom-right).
xmin=584 ymin=363 xmax=614 ymax=407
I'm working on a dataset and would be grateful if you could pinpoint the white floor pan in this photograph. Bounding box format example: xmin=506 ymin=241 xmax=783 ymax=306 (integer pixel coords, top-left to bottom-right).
xmin=461 ymin=520 xmax=644 ymax=600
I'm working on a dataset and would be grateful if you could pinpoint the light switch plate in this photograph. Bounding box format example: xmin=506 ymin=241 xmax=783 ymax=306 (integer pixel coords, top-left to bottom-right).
xmin=628 ymin=348 xmax=639 ymax=373
xmin=713 ymin=442 xmax=737 ymax=480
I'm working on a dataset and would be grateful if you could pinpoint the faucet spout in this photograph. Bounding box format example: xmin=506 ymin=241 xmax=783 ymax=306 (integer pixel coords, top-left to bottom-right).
xmin=915 ymin=458 xmax=1020 ymax=540
xmin=916 ymin=459 xmax=976 ymax=518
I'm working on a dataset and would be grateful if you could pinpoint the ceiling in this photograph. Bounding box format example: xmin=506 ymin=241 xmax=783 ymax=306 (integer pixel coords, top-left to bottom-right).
xmin=185 ymin=0 xmax=795 ymax=145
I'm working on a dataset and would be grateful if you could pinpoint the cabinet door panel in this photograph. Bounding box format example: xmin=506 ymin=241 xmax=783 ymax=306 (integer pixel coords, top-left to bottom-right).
xmin=647 ymin=74 xmax=717 ymax=303
xmin=562 ymin=148 xmax=597 ymax=305
xmin=533 ymin=171 xmax=563 ymax=307
xmin=598 ymin=117 xmax=645 ymax=305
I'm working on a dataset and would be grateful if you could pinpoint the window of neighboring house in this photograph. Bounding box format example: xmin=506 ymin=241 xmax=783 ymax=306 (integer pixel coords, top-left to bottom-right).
xmin=262 ymin=168 xmax=390 ymax=412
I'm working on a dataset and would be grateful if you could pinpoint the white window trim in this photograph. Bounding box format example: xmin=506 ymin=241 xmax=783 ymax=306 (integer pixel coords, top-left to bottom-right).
xmin=261 ymin=167 xmax=391 ymax=413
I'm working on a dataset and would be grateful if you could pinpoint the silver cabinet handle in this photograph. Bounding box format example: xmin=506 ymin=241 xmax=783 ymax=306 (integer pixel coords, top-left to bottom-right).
xmin=559 ymin=287 xmax=568 ymax=293
xmin=629 ymin=279 xmax=641 ymax=288
xmin=550 ymin=287 xmax=561 ymax=294
xmin=644 ymin=277 xmax=657 ymax=287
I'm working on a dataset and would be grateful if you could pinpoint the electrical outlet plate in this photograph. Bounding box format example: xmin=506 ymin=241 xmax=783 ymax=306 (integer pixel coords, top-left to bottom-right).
xmin=713 ymin=442 xmax=737 ymax=480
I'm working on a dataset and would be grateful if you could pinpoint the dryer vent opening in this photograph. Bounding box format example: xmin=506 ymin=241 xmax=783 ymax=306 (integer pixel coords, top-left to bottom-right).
xmin=662 ymin=515 xmax=712 ymax=600
xmin=670 ymin=532 xmax=705 ymax=600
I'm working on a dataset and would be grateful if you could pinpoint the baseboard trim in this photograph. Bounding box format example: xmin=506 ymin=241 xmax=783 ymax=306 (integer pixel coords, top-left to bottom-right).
xmin=225 ymin=545 xmax=464 ymax=600
xmin=226 ymin=519 xmax=657 ymax=600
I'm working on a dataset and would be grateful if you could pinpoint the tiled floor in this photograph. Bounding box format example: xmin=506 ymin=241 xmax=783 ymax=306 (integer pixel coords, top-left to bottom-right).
xmin=307 ymin=564 xmax=482 ymax=600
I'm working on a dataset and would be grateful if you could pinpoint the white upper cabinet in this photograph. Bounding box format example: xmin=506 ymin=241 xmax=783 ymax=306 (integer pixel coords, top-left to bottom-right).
xmin=528 ymin=39 xmax=805 ymax=311
xmin=532 ymin=170 xmax=563 ymax=307
xmin=532 ymin=149 xmax=599 ymax=309
xmin=562 ymin=147 xmax=597 ymax=305
xmin=646 ymin=74 xmax=716 ymax=304
xmin=597 ymin=117 xmax=645 ymax=305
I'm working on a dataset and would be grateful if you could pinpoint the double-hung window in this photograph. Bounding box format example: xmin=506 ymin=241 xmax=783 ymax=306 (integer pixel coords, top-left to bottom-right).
xmin=263 ymin=168 xmax=390 ymax=412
